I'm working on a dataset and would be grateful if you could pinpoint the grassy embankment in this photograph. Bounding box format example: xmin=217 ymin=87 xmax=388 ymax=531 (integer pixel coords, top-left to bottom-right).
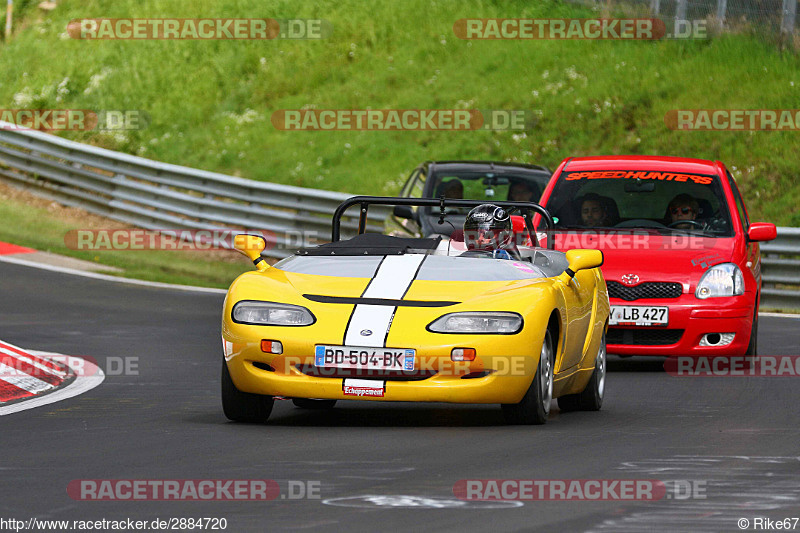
xmin=0 ymin=0 xmax=798 ymax=287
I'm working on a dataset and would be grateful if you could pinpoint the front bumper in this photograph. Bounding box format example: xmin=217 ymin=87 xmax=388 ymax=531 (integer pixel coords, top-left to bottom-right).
xmin=607 ymin=294 xmax=755 ymax=356
xmin=224 ymin=342 xmax=540 ymax=405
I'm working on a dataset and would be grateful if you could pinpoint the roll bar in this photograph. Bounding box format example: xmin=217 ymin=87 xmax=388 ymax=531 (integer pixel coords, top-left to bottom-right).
xmin=331 ymin=196 xmax=555 ymax=250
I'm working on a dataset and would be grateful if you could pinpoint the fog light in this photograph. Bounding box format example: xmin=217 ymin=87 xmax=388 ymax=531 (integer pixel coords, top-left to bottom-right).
xmin=451 ymin=348 xmax=476 ymax=361
xmin=261 ymin=340 xmax=283 ymax=354
xmin=699 ymin=333 xmax=735 ymax=347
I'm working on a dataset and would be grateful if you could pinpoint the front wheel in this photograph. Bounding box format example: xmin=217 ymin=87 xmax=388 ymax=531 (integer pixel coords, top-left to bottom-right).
xmin=502 ymin=330 xmax=554 ymax=425
xmin=558 ymin=331 xmax=606 ymax=412
xmin=745 ymin=308 xmax=758 ymax=367
xmin=221 ymin=360 xmax=274 ymax=422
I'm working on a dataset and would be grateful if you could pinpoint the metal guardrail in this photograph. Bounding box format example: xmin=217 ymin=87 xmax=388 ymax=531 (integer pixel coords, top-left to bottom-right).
xmin=0 ymin=122 xmax=797 ymax=309
xmin=760 ymin=227 xmax=800 ymax=311
xmin=0 ymin=121 xmax=388 ymax=259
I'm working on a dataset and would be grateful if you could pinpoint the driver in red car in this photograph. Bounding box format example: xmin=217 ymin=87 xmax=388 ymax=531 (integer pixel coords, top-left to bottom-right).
xmin=463 ymin=204 xmax=521 ymax=260
xmin=667 ymin=194 xmax=700 ymax=229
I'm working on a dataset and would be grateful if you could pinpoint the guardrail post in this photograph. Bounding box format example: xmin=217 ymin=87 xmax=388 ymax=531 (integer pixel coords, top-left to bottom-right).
xmin=650 ymin=0 xmax=660 ymax=16
xmin=4 ymin=0 xmax=11 ymax=41
xmin=675 ymin=0 xmax=687 ymax=24
xmin=715 ymin=0 xmax=727 ymax=30
xmin=781 ymin=0 xmax=797 ymax=50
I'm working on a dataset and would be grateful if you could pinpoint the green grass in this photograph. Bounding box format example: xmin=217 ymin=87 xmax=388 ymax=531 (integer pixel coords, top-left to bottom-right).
xmin=1 ymin=0 xmax=799 ymax=231
xmin=0 ymin=189 xmax=249 ymax=288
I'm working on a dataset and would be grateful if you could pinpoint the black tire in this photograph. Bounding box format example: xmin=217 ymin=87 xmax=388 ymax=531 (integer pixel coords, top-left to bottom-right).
xmin=745 ymin=307 xmax=758 ymax=367
xmin=221 ymin=360 xmax=274 ymax=422
xmin=502 ymin=330 xmax=554 ymax=425
xmin=558 ymin=331 xmax=606 ymax=412
xmin=292 ymin=398 xmax=337 ymax=409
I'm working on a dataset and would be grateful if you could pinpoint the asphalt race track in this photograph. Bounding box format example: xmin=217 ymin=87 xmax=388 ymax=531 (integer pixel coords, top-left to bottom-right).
xmin=2 ymin=260 xmax=799 ymax=532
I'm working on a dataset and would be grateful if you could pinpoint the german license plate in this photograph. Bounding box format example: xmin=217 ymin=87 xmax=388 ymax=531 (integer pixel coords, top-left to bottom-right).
xmin=315 ymin=345 xmax=415 ymax=371
xmin=609 ymin=306 xmax=668 ymax=326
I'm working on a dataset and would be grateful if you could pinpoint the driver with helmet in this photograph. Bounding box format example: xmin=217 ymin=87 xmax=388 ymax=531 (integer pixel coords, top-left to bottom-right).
xmin=462 ymin=204 xmax=521 ymax=260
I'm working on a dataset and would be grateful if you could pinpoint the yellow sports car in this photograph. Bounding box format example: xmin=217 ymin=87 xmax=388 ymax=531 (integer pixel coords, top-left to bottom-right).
xmin=221 ymin=197 xmax=609 ymax=425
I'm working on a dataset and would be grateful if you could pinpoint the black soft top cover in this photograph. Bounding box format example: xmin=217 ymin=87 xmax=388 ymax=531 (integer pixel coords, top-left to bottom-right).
xmin=296 ymin=233 xmax=441 ymax=256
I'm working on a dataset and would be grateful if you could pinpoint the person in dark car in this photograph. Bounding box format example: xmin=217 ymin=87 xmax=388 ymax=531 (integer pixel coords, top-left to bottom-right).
xmin=508 ymin=180 xmax=537 ymax=202
xmin=436 ymin=179 xmax=463 ymax=199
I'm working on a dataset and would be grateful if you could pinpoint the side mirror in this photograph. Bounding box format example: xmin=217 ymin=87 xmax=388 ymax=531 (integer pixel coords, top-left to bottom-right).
xmin=234 ymin=234 xmax=269 ymax=271
xmin=393 ymin=205 xmax=416 ymax=220
xmin=559 ymin=249 xmax=604 ymax=283
xmin=747 ymin=222 xmax=777 ymax=242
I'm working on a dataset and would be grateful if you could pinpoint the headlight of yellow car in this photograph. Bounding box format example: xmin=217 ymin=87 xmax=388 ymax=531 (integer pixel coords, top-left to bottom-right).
xmin=231 ymin=300 xmax=316 ymax=326
xmin=427 ymin=312 xmax=523 ymax=334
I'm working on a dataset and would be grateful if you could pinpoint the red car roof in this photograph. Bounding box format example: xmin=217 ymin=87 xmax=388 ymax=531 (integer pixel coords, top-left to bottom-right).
xmin=563 ymin=155 xmax=720 ymax=175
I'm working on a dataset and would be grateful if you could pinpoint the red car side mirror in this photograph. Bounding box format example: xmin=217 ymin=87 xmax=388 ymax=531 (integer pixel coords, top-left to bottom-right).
xmin=747 ymin=222 xmax=777 ymax=242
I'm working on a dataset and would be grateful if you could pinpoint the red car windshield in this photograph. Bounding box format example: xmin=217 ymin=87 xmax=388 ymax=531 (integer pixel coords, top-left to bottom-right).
xmin=543 ymin=170 xmax=734 ymax=237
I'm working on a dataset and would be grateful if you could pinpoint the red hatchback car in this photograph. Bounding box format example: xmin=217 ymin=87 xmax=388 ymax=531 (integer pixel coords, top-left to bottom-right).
xmin=538 ymin=156 xmax=776 ymax=357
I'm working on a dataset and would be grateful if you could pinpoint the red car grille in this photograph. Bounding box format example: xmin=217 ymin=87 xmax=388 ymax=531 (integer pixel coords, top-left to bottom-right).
xmin=607 ymin=281 xmax=682 ymax=301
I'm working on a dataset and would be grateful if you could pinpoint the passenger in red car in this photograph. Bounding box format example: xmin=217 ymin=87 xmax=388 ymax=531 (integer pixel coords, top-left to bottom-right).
xmin=580 ymin=194 xmax=612 ymax=227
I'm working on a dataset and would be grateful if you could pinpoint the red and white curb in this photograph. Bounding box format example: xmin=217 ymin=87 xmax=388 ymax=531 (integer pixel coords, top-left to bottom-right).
xmin=0 ymin=340 xmax=104 ymax=416
xmin=0 ymin=241 xmax=35 ymax=256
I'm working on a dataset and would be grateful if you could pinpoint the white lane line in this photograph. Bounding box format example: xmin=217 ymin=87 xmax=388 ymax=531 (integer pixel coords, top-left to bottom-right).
xmin=759 ymin=312 xmax=800 ymax=319
xmin=0 ymin=255 xmax=226 ymax=294
xmin=0 ymin=351 xmax=105 ymax=416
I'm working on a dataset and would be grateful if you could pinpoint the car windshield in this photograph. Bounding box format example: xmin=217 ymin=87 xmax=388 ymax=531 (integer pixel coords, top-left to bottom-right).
xmin=430 ymin=171 xmax=544 ymax=203
xmin=543 ymin=169 xmax=734 ymax=237
xmin=275 ymin=251 xmax=566 ymax=281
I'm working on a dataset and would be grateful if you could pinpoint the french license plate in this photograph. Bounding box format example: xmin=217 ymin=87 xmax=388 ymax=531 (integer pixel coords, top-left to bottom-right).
xmin=315 ymin=345 xmax=415 ymax=371
xmin=609 ymin=306 xmax=668 ymax=326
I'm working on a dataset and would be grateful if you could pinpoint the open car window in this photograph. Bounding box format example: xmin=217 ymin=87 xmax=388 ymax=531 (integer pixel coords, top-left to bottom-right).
xmin=543 ymin=170 xmax=734 ymax=237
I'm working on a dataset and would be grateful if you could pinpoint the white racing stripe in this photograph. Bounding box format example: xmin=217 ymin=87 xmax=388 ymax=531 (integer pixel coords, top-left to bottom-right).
xmin=344 ymin=254 xmax=426 ymax=347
